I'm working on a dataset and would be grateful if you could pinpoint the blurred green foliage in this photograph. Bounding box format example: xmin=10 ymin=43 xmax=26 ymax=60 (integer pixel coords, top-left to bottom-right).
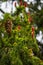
xmin=0 ymin=4 xmax=43 ymax=65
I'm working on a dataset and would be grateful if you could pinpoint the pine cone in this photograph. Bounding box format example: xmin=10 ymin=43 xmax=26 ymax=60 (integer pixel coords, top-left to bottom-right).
xmin=5 ymin=19 xmax=12 ymax=35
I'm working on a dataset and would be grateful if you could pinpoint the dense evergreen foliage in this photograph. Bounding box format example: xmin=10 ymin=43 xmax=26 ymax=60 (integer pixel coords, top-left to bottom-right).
xmin=0 ymin=0 xmax=43 ymax=65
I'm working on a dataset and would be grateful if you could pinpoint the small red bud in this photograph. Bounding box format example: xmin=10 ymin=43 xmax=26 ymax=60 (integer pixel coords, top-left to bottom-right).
xmin=23 ymin=2 xmax=27 ymax=7
xmin=19 ymin=1 xmax=23 ymax=6
xmin=29 ymin=17 xmax=32 ymax=22
xmin=32 ymin=26 xmax=35 ymax=31
xmin=18 ymin=25 xmax=21 ymax=30
xmin=31 ymin=31 xmax=34 ymax=38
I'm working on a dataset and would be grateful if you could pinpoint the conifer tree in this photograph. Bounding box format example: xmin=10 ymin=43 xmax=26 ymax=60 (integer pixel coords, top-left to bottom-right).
xmin=0 ymin=0 xmax=43 ymax=65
